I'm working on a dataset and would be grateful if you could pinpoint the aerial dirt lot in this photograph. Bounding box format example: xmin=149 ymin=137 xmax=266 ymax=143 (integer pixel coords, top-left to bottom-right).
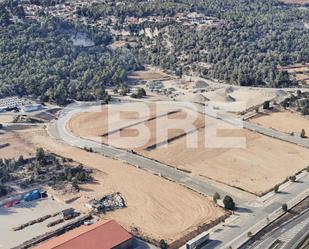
xmin=68 ymin=106 xmax=309 ymax=196
xmin=68 ymin=104 xmax=204 ymax=149
xmin=127 ymin=67 xmax=172 ymax=82
xmin=141 ymin=124 xmax=309 ymax=196
xmin=203 ymin=87 xmax=279 ymax=112
xmin=0 ymin=114 xmax=15 ymax=123
xmin=0 ymin=127 xmax=225 ymax=244
xmin=0 ymin=129 xmax=36 ymax=159
xmin=251 ymin=111 xmax=309 ymax=135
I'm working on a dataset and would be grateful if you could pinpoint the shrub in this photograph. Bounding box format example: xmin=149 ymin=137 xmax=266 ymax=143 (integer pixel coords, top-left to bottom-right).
xmin=36 ymin=148 xmax=45 ymax=161
xmin=300 ymin=129 xmax=306 ymax=138
xmin=18 ymin=155 xmax=25 ymax=164
xmin=159 ymin=239 xmax=168 ymax=249
xmin=263 ymin=101 xmax=270 ymax=110
xmin=274 ymin=185 xmax=279 ymax=193
xmin=72 ymin=179 xmax=80 ymax=192
xmin=213 ymin=192 xmax=220 ymax=203
xmin=282 ymin=203 xmax=288 ymax=212
xmin=289 ymin=175 xmax=296 ymax=182
xmin=0 ymin=185 xmax=8 ymax=197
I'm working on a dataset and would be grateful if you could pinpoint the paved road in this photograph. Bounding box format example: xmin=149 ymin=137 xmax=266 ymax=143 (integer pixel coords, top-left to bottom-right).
xmin=245 ymin=209 xmax=309 ymax=249
xmin=204 ymin=173 xmax=309 ymax=249
xmin=244 ymin=121 xmax=309 ymax=148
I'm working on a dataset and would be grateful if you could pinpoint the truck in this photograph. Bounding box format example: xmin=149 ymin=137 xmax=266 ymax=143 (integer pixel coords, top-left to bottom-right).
xmin=186 ymin=231 xmax=210 ymax=249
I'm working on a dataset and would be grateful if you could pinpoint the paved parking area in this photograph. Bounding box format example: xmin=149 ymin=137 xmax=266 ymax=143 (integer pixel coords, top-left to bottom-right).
xmin=0 ymin=197 xmax=73 ymax=249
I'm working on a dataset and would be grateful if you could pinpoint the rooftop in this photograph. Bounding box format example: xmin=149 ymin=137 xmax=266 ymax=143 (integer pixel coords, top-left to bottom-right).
xmin=34 ymin=220 xmax=132 ymax=249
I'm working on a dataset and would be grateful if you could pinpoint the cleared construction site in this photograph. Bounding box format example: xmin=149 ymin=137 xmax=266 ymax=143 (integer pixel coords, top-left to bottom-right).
xmin=68 ymin=102 xmax=309 ymax=196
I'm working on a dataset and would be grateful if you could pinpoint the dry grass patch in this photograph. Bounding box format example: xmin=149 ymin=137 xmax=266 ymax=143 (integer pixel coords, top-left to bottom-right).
xmin=251 ymin=111 xmax=309 ymax=135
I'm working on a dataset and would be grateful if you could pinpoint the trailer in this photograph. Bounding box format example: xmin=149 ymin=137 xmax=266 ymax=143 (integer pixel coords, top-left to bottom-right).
xmin=186 ymin=231 xmax=210 ymax=249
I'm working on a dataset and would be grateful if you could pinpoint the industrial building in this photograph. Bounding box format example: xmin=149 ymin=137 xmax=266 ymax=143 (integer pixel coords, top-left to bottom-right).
xmin=21 ymin=103 xmax=43 ymax=112
xmin=0 ymin=96 xmax=22 ymax=111
xmin=34 ymin=219 xmax=133 ymax=249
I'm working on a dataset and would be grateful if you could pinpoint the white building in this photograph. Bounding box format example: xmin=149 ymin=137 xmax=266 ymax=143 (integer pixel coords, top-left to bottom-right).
xmin=0 ymin=96 xmax=22 ymax=110
xmin=21 ymin=104 xmax=42 ymax=112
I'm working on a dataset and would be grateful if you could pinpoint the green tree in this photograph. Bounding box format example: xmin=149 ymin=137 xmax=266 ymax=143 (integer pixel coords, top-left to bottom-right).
xmin=300 ymin=129 xmax=306 ymax=138
xmin=0 ymin=185 xmax=8 ymax=197
xmin=282 ymin=203 xmax=288 ymax=212
xmin=274 ymin=184 xmax=279 ymax=193
xmin=213 ymin=192 xmax=220 ymax=203
xmin=289 ymin=175 xmax=296 ymax=182
xmin=36 ymin=148 xmax=46 ymax=163
xmin=72 ymin=178 xmax=80 ymax=192
xmin=159 ymin=239 xmax=168 ymax=249
xmin=18 ymin=155 xmax=25 ymax=164
xmin=223 ymin=195 xmax=236 ymax=210
xmin=263 ymin=101 xmax=270 ymax=110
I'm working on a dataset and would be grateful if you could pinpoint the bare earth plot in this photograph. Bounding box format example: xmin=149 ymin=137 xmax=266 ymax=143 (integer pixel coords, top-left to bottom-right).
xmin=127 ymin=67 xmax=172 ymax=82
xmin=68 ymin=106 xmax=309 ymax=196
xmin=141 ymin=124 xmax=309 ymax=196
xmin=68 ymin=104 xmax=204 ymax=150
xmin=0 ymin=129 xmax=37 ymax=159
xmin=251 ymin=111 xmax=309 ymax=135
xmin=0 ymin=127 xmax=226 ymax=244
xmin=0 ymin=114 xmax=15 ymax=123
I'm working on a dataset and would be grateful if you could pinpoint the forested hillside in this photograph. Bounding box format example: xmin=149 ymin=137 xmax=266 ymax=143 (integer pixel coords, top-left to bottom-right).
xmin=1 ymin=0 xmax=309 ymax=102
xmin=0 ymin=2 xmax=142 ymax=104
xmin=78 ymin=0 xmax=309 ymax=87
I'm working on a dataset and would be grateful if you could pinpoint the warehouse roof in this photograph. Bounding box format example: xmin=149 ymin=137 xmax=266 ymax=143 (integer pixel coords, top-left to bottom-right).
xmin=34 ymin=220 xmax=132 ymax=249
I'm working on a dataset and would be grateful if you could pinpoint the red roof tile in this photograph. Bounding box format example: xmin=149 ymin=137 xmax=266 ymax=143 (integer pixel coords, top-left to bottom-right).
xmin=34 ymin=220 xmax=132 ymax=249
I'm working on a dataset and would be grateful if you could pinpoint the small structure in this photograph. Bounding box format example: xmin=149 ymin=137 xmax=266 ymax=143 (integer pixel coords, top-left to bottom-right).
xmin=183 ymin=93 xmax=209 ymax=105
xmin=0 ymin=96 xmax=22 ymax=110
xmin=21 ymin=104 xmax=42 ymax=112
xmin=85 ymin=193 xmax=125 ymax=213
xmin=186 ymin=231 xmax=210 ymax=249
xmin=60 ymin=208 xmax=75 ymax=220
xmin=0 ymin=106 xmax=7 ymax=112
